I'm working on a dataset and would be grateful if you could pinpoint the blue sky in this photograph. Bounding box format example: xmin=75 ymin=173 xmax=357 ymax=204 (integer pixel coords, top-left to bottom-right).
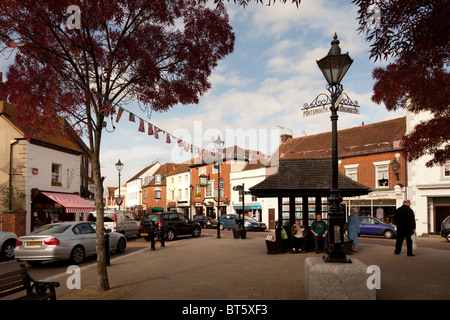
xmin=0 ymin=0 xmax=405 ymax=190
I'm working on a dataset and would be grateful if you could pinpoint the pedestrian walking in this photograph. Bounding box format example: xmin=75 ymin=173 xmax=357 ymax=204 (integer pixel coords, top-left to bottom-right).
xmin=394 ymin=199 xmax=416 ymax=256
xmin=347 ymin=208 xmax=360 ymax=252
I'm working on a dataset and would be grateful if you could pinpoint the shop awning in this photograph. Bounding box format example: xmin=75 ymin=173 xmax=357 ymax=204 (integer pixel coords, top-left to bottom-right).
xmin=233 ymin=205 xmax=262 ymax=210
xmin=42 ymin=192 xmax=95 ymax=213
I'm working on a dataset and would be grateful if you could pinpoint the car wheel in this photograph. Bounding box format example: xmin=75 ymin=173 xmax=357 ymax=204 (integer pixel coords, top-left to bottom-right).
xmin=165 ymin=229 xmax=176 ymax=241
xmin=383 ymin=229 xmax=395 ymax=239
xmin=69 ymin=245 xmax=85 ymax=264
xmin=192 ymin=226 xmax=201 ymax=238
xmin=116 ymin=237 xmax=127 ymax=253
xmin=1 ymin=239 xmax=16 ymax=260
xmin=446 ymin=232 xmax=450 ymax=243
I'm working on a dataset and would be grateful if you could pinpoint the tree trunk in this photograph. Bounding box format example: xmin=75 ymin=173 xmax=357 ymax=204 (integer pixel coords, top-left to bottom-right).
xmin=92 ymin=127 xmax=110 ymax=291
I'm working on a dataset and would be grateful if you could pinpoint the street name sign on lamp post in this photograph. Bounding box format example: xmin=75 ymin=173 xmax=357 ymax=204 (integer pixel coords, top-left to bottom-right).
xmin=302 ymin=92 xmax=360 ymax=117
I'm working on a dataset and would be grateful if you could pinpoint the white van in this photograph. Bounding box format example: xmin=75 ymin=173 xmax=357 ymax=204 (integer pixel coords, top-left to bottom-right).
xmin=87 ymin=210 xmax=141 ymax=238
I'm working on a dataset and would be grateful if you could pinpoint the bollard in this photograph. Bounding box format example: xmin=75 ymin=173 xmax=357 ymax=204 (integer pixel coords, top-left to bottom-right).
xmin=160 ymin=225 xmax=165 ymax=247
xmin=150 ymin=226 xmax=156 ymax=251
xmin=105 ymin=232 xmax=111 ymax=266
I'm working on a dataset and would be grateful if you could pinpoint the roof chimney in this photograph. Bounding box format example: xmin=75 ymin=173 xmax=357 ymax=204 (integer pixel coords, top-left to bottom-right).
xmin=280 ymin=133 xmax=292 ymax=144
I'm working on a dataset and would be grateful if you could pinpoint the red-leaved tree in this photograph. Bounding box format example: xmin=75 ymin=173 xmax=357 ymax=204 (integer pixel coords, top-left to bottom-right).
xmin=354 ymin=0 xmax=450 ymax=167
xmin=0 ymin=0 xmax=234 ymax=291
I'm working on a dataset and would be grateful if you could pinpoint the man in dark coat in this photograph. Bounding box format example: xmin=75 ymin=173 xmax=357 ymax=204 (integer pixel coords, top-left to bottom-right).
xmin=394 ymin=199 xmax=416 ymax=256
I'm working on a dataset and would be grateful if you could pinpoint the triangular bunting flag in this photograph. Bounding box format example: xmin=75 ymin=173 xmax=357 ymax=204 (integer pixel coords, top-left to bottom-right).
xmin=138 ymin=119 xmax=145 ymax=132
xmin=116 ymin=107 xmax=124 ymax=123
xmin=129 ymin=113 xmax=135 ymax=122
xmin=166 ymin=133 xmax=171 ymax=144
xmin=148 ymin=123 xmax=154 ymax=135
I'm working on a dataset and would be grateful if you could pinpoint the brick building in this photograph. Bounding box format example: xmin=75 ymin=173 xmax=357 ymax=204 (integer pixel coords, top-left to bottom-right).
xmin=142 ymin=163 xmax=178 ymax=214
xmin=276 ymin=117 xmax=407 ymax=222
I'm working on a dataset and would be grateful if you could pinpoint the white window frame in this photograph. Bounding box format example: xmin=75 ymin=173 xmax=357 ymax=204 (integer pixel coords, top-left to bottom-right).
xmin=198 ymin=167 xmax=206 ymax=176
xmin=344 ymin=164 xmax=359 ymax=182
xmin=374 ymin=161 xmax=390 ymax=188
xmin=443 ymin=161 xmax=450 ymax=179
xmin=52 ymin=163 xmax=61 ymax=183
xmin=206 ymin=181 xmax=214 ymax=198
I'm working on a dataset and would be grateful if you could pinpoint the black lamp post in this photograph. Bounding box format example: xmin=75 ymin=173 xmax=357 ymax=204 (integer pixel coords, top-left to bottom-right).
xmin=213 ymin=135 xmax=224 ymax=239
xmin=317 ymin=33 xmax=353 ymax=263
xmin=115 ymin=159 xmax=124 ymax=210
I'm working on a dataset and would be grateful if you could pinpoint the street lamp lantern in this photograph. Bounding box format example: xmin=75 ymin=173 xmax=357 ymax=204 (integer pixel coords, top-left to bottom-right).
xmin=213 ymin=135 xmax=225 ymax=151
xmin=115 ymin=159 xmax=124 ymax=172
xmin=316 ymin=33 xmax=353 ymax=87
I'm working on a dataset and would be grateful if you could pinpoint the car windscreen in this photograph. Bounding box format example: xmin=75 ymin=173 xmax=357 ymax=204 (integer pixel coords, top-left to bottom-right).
xmin=88 ymin=213 xmax=115 ymax=222
xmin=143 ymin=215 xmax=160 ymax=223
xmin=30 ymin=224 xmax=71 ymax=235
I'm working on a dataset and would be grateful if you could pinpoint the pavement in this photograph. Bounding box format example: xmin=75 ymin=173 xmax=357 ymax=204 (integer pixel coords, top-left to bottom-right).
xmin=33 ymin=231 xmax=450 ymax=303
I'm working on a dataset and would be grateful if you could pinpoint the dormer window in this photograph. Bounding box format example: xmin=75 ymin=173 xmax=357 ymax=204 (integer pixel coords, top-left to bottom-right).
xmin=155 ymin=174 xmax=162 ymax=184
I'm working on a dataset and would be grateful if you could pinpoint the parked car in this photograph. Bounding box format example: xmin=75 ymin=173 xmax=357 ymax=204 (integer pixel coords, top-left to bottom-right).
xmin=87 ymin=210 xmax=141 ymax=238
xmin=245 ymin=216 xmax=267 ymax=231
xmin=193 ymin=215 xmax=218 ymax=229
xmin=440 ymin=215 xmax=450 ymax=242
xmin=358 ymin=216 xmax=396 ymax=239
xmin=0 ymin=231 xmax=18 ymax=260
xmin=219 ymin=214 xmax=266 ymax=231
xmin=14 ymin=221 xmax=126 ymax=266
xmin=140 ymin=212 xmax=202 ymax=241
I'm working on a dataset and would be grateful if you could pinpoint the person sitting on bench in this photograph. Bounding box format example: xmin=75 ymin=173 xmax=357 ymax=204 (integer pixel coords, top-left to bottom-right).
xmin=290 ymin=219 xmax=307 ymax=253
xmin=310 ymin=213 xmax=328 ymax=254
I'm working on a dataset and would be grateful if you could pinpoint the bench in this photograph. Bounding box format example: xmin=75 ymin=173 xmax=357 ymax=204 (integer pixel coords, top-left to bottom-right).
xmin=0 ymin=264 xmax=60 ymax=300
xmin=266 ymin=226 xmax=354 ymax=255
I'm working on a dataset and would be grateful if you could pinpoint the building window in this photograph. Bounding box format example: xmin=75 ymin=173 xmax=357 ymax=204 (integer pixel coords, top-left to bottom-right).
xmin=206 ymin=181 xmax=214 ymax=198
xmin=52 ymin=163 xmax=61 ymax=185
xmin=155 ymin=175 xmax=161 ymax=184
xmin=154 ymin=189 xmax=161 ymax=200
xmin=171 ymin=190 xmax=175 ymax=200
xmin=374 ymin=162 xmax=390 ymax=188
xmin=199 ymin=167 xmax=206 ymax=176
xmin=344 ymin=164 xmax=359 ymax=182
xmin=444 ymin=162 xmax=450 ymax=178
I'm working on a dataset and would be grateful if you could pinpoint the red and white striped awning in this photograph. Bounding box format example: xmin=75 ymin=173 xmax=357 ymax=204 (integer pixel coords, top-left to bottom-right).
xmin=42 ymin=192 xmax=95 ymax=214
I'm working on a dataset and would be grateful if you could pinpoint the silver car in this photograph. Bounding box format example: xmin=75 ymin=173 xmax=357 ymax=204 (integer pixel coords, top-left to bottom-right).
xmin=0 ymin=231 xmax=18 ymax=260
xmin=14 ymin=221 xmax=127 ymax=266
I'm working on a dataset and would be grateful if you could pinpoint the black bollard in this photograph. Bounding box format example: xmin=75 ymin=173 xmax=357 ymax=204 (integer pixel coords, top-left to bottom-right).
xmin=105 ymin=232 xmax=111 ymax=266
xmin=160 ymin=225 xmax=165 ymax=247
xmin=150 ymin=226 xmax=156 ymax=251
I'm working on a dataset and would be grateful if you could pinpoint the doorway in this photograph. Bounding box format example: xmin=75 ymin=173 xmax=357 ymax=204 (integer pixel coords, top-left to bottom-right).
xmin=434 ymin=205 xmax=450 ymax=233
xmin=268 ymin=208 xmax=275 ymax=229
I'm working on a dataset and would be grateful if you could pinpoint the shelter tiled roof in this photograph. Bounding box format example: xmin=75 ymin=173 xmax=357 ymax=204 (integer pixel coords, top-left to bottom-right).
xmin=250 ymin=158 xmax=370 ymax=197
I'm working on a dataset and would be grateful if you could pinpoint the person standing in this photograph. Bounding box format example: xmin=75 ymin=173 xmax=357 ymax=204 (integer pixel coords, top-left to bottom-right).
xmin=394 ymin=199 xmax=416 ymax=256
xmin=310 ymin=213 xmax=328 ymax=253
xmin=347 ymin=208 xmax=360 ymax=252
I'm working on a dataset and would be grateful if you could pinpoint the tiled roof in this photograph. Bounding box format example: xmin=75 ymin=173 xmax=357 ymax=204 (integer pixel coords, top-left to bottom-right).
xmin=126 ymin=162 xmax=159 ymax=183
xmin=277 ymin=117 xmax=406 ymax=160
xmin=250 ymin=158 xmax=370 ymax=197
xmin=0 ymin=100 xmax=82 ymax=154
xmin=143 ymin=163 xmax=178 ymax=187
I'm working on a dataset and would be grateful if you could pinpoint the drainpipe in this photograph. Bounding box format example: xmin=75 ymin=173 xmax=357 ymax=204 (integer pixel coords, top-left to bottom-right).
xmin=9 ymin=138 xmax=24 ymax=210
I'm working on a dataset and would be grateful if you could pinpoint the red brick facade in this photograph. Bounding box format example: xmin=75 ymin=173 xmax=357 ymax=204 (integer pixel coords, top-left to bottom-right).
xmin=1 ymin=211 xmax=27 ymax=237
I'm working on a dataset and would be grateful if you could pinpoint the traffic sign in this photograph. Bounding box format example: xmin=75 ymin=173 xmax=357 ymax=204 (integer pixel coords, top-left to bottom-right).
xmin=115 ymin=197 xmax=124 ymax=206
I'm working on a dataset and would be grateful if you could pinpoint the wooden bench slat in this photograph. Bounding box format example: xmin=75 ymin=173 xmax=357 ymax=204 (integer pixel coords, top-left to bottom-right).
xmin=0 ymin=273 xmax=28 ymax=287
